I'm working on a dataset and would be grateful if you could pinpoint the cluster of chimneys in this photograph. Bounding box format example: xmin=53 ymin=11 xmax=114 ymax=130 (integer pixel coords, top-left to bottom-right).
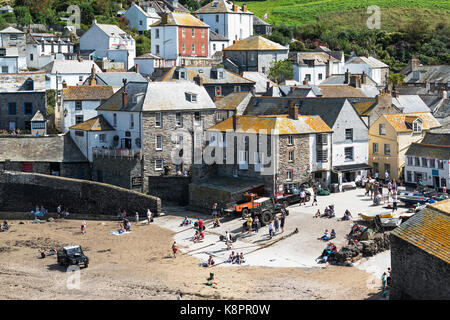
xmin=193 ymin=73 xmax=203 ymax=86
xmin=344 ymin=70 xmax=367 ymax=88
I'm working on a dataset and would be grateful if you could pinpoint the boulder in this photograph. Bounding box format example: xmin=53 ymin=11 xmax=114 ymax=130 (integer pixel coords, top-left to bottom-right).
xmin=47 ymin=218 xmax=54 ymax=222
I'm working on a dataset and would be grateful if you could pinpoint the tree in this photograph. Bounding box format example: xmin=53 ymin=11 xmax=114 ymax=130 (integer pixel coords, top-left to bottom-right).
xmin=289 ymin=40 xmax=306 ymax=52
xmin=268 ymin=60 xmax=293 ymax=84
xmin=388 ymin=73 xmax=405 ymax=89
xmin=14 ymin=6 xmax=33 ymax=26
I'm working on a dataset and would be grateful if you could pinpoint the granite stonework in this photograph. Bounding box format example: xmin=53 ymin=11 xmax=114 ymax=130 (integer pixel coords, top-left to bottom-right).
xmin=147 ymin=176 xmax=191 ymax=205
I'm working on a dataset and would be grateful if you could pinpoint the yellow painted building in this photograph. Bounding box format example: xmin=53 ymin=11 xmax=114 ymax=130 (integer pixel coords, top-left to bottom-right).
xmin=368 ymin=112 xmax=441 ymax=180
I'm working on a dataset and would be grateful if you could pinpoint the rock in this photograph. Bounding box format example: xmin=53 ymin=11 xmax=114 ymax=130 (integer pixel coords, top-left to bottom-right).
xmin=19 ymin=221 xmax=25 ymax=224
xmin=47 ymin=218 xmax=54 ymax=222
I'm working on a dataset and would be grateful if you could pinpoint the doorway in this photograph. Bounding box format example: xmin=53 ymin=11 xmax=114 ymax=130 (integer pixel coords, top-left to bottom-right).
xmin=434 ymin=176 xmax=440 ymax=188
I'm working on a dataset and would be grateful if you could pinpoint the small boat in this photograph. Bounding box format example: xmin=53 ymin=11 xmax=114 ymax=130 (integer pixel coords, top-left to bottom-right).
xmin=380 ymin=217 xmax=402 ymax=228
xmin=359 ymin=211 xmax=396 ymax=221
xmin=397 ymin=192 xmax=431 ymax=206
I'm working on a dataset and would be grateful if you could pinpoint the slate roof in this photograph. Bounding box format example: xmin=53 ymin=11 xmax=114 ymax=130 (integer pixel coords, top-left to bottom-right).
xmin=405 ymin=142 xmax=450 ymax=160
xmin=241 ymin=71 xmax=275 ymax=93
xmin=253 ymin=15 xmax=270 ymax=26
xmin=63 ymin=85 xmax=114 ymax=101
xmin=0 ymin=27 xmax=24 ymax=34
xmin=69 ymin=115 xmax=115 ymax=131
xmin=83 ymin=72 xmax=147 ymax=87
xmin=95 ymin=23 xmax=133 ymax=40
xmin=135 ymin=52 xmax=164 ymax=59
xmin=392 ymin=95 xmax=431 ymax=113
xmin=130 ymin=3 xmax=161 ymax=18
xmin=30 ymin=110 xmax=45 ymax=122
xmin=419 ymin=94 xmax=444 ymax=112
xmin=209 ymin=30 xmax=228 ymax=41
xmin=0 ymin=134 xmax=87 ymax=163
xmin=318 ymin=85 xmax=373 ymax=98
xmin=158 ymin=66 xmax=255 ymax=85
xmin=420 ymin=132 xmax=450 ymax=146
xmin=383 ymin=112 xmax=441 ymax=132
xmin=244 ymin=97 xmax=357 ymax=128
xmin=345 ymin=56 xmax=388 ymax=68
xmin=223 ymin=36 xmax=288 ymax=51
xmin=391 ymin=200 xmax=450 ymax=264
xmin=214 ymin=91 xmax=252 ymax=110
xmin=320 ymin=74 xmax=378 ymax=86
xmin=42 ymin=60 xmax=102 ymax=74
xmin=196 ymin=0 xmax=252 ymax=14
xmin=289 ymin=51 xmax=340 ymax=65
xmin=404 ymin=65 xmax=450 ymax=84
xmin=151 ymin=12 xmax=209 ymax=27
xmin=96 ymin=82 xmax=149 ymax=112
xmin=208 ymin=115 xmax=332 ymax=134
xmin=434 ymin=99 xmax=450 ymax=119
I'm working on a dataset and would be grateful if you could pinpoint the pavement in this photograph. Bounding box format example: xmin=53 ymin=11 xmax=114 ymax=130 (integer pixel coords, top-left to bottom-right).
xmin=154 ymin=187 xmax=400 ymax=270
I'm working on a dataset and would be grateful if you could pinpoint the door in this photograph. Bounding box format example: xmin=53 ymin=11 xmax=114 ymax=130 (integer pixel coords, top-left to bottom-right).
xmin=434 ymin=176 xmax=440 ymax=188
xmin=22 ymin=163 xmax=33 ymax=172
xmin=9 ymin=121 xmax=16 ymax=131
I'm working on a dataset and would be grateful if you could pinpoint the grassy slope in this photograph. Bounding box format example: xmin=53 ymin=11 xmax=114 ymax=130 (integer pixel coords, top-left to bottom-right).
xmin=237 ymin=0 xmax=450 ymax=30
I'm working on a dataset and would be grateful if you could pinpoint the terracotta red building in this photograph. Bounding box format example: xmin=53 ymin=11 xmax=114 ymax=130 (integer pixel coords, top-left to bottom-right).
xmin=151 ymin=12 xmax=210 ymax=66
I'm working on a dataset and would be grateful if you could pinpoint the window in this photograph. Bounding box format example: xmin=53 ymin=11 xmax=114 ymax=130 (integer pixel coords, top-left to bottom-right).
xmin=318 ymin=73 xmax=323 ymax=80
xmin=215 ymin=15 xmax=219 ymax=22
xmin=384 ymin=163 xmax=390 ymax=176
xmin=215 ymin=28 xmax=218 ymax=34
xmin=272 ymin=53 xmax=277 ymax=62
xmin=155 ymin=112 xmax=162 ymax=127
xmin=421 ymin=157 xmax=427 ymax=167
xmin=305 ymin=74 xmax=311 ymax=81
xmin=75 ymin=115 xmax=83 ymax=124
xmin=139 ymin=20 xmax=143 ymax=26
xmin=192 ymin=43 xmax=195 ymax=53
xmin=288 ymin=135 xmax=293 ymax=145
xmin=407 ymin=156 xmax=413 ymax=166
xmin=201 ymin=43 xmax=205 ymax=54
xmin=32 ymin=122 xmax=45 ymax=129
xmin=98 ymin=134 xmax=106 ymax=142
xmin=75 ymin=101 xmax=82 ymax=110
xmin=79 ymin=76 xmax=83 ymax=82
xmin=156 ymin=135 xmax=163 ymax=150
xmin=30 ymin=53 xmax=33 ymax=61
xmin=8 ymin=102 xmax=16 ymax=115
xmin=234 ymin=85 xmax=241 ymax=92
xmin=317 ymin=133 xmax=327 ymax=145
xmin=194 ymin=112 xmax=201 ymax=125
xmin=182 ymin=43 xmax=186 ymax=53
xmin=379 ymin=124 xmax=386 ymax=135
xmin=250 ymin=53 xmax=256 ymax=62
xmin=75 ymin=131 xmax=84 ymax=136
xmin=287 ymin=170 xmax=293 ymax=181
xmin=407 ymin=171 xmax=412 ymax=182
xmin=384 ymin=144 xmax=390 ymax=155
xmin=179 ymin=70 xmax=186 ymax=79
xmin=415 ymin=157 xmax=420 ymax=167
xmin=438 ymin=160 xmax=444 ymax=169
xmin=24 ymin=103 xmax=33 ymax=115
xmin=155 ymin=159 xmax=164 ymax=171
xmin=373 ymin=143 xmax=378 ymax=154
xmin=129 ymin=114 xmax=134 ymax=129
xmin=213 ymin=43 xmax=216 ymax=51
xmin=215 ymin=85 xmax=222 ymax=96
xmin=344 ymin=147 xmax=354 ymax=161
xmin=185 ymin=93 xmax=197 ymax=102
xmin=288 ymin=150 xmax=294 ymax=162
xmin=176 ymin=112 xmax=182 ymax=126
xmin=430 ymin=158 xmax=435 ymax=168
xmin=2 ymin=66 xmax=8 ymax=73
xmin=113 ymin=113 xmax=117 ymax=127
xmin=373 ymin=162 xmax=379 ymax=173
xmin=192 ymin=28 xmax=195 ymax=38
xmin=182 ymin=28 xmax=185 ymax=37
xmin=155 ymin=29 xmax=159 ymax=39
xmin=216 ymin=112 xmax=223 ymax=122
xmin=201 ymin=29 xmax=205 ymax=38
xmin=413 ymin=120 xmax=422 ymax=133
xmin=155 ymin=45 xmax=160 ymax=55
xmin=345 ymin=128 xmax=353 ymax=141
xmin=262 ymin=67 xmax=266 ymax=73
xmin=317 ymin=149 xmax=328 ymax=162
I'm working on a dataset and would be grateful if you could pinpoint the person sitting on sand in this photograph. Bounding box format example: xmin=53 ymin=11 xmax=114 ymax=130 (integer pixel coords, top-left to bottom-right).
xmin=192 ymin=230 xmax=201 ymax=243
xmin=328 ymin=206 xmax=335 ymax=218
xmin=234 ymin=253 xmax=240 ymax=264
xmin=180 ymin=216 xmax=190 ymax=226
xmin=0 ymin=221 xmax=9 ymax=231
xmin=203 ymin=255 xmax=215 ymax=267
xmin=314 ymin=209 xmax=321 ymax=218
xmin=342 ymin=209 xmax=352 ymax=221
xmin=117 ymin=224 xmax=125 ymax=234
xmin=239 ymin=252 xmax=245 ymax=264
xmin=319 ymin=229 xmax=330 ymax=241
xmin=330 ymin=229 xmax=336 ymax=239
xmin=319 ymin=244 xmax=332 ymax=263
xmin=213 ymin=217 xmax=221 ymax=228
xmin=125 ymin=220 xmax=131 ymax=232
xmin=228 ymin=251 xmax=236 ymax=263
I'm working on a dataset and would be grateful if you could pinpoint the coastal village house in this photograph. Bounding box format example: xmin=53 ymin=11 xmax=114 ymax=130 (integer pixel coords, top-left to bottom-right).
xmin=222 ymin=36 xmax=288 ymax=75
xmin=154 ymin=65 xmax=255 ymax=100
xmin=82 ymin=70 xmax=147 ymax=92
xmin=26 ymin=31 xmax=75 ymax=70
xmin=368 ymin=112 xmax=441 ymax=180
xmin=390 ymin=200 xmax=450 ymax=300
xmin=209 ymin=30 xmax=229 ymax=57
xmin=124 ymin=2 xmax=161 ymax=33
xmin=0 ymin=72 xmax=46 ymax=131
xmin=253 ymin=15 xmax=272 ymax=36
xmin=0 ymin=46 xmax=19 ymax=74
xmin=80 ymin=21 xmax=136 ymax=71
xmin=213 ymin=91 xmax=253 ymax=122
xmin=289 ymin=50 xmax=345 ymax=86
xmin=0 ymin=27 xmax=26 ymax=71
xmin=188 ymin=110 xmax=332 ymax=210
xmin=195 ymin=0 xmax=253 ymax=46
xmin=150 ymin=12 xmax=210 ymax=66
xmin=133 ymin=52 xmax=166 ymax=77
xmin=344 ymin=55 xmax=389 ymax=87
xmin=244 ymin=97 xmax=370 ymax=188
xmin=404 ymin=132 xmax=450 ymax=190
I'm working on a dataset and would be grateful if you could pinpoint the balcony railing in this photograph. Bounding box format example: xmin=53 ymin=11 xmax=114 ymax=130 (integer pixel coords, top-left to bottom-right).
xmin=92 ymin=147 xmax=142 ymax=159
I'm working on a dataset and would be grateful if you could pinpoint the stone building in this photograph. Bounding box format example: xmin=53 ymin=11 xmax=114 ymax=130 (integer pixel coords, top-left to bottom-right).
xmin=390 ymin=200 xmax=450 ymax=300
xmin=214 ymin=91 xmax=253 ymax=123
xmin=189 ymin=108 xmax=332 ymax=210
xmin=253 ymin=16 xmax=272 ymax=36
xmin=0 ymin=27 xmax=27 ymax=71
xmin=0 ymin=134 xmax=90 ymax=179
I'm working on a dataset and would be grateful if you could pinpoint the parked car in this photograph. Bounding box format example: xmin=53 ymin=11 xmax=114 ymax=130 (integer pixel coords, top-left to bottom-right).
xmin=274 ymin=188 xmax=311 ymax=208
xmin=57 ymin=245 xmax=89 ymax=268
xmin=246 ymin=197 xmax=289 ymax=226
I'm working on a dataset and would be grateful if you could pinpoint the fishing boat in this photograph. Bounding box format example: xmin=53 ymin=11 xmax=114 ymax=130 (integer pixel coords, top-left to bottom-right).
xmin=397 ymin=191 xmax=432 ymax=206
xmin=359 ymin=211 xmax=397 ymax=221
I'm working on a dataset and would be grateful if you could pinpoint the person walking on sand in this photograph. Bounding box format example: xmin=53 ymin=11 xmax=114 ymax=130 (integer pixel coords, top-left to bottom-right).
xmin=135 ymin=212 xmax=139 ymax=223
xmin=268 ymin=221 xmax=274 ymax=239
xmin=81 ymin=220 xmax=86 ymax=235
xmin=253 ymin=216 xmax=259 ymax=233
xmin=312 ymin=192 xmax=318 ymax=206
xmin=225 ymin=231 xmax=232 ymax=250
xmin=147 ymin=209 xmax=152 ymax=224
xmin=246 ymin=216 xmax=253 ymax=233
xmin=274 ymin=216 xmax=280 ymax=234
xmin=172 ymin=241 xmax=178 ymax=258
xmin=280 ymin=214 xmax=285 ymax=233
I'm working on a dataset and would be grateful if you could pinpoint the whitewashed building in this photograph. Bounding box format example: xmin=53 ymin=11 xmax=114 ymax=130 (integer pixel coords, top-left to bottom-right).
xmin=0 ymin=27 xmax=27 ymax=70
xmin=345 ymin=55 xmax=389 ymax=87
xmin=134 ymin=52 xmax=165 ymax=77
xmin=26 ymin=32 xmax=75 ymax=70
xmin=80 ymin=21 xmax=136 ymax=70
xmin=209 ymin=30 xmax=228 ymax=57
xmin=0 ymin=47 xmax=18 ymax=73
xmin=196 ymin=0 xmax=253 ymax=46
xmin=124 ymin=2 xmax=161 ymax=33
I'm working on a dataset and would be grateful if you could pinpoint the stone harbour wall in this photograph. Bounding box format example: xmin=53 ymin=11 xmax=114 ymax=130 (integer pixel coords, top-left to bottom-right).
xmin=148 ymin=175 xmax=191 ymax=205
xmin=0 ymin=170 xmax=161 ymax=216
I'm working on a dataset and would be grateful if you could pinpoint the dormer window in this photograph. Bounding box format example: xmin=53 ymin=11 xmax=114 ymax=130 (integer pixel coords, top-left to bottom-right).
xmin=413 ymin=119 xmax=422 ymax=133
xmin=185 ymin=92 xmax=197 ymax=102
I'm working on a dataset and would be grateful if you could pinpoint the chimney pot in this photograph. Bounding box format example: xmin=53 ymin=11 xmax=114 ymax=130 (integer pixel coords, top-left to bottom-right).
xmin=135 ymin=63 xmax=139 ymax=73
xmin=122 ymin=79 xmax=128 ymax=108
xmin=288 ymin=102 xmax=299 ymax=119
xmin=232 ymin=113 xmax=237 ymax=131
xmin=243 ymin=4 xmax=247 ymax=12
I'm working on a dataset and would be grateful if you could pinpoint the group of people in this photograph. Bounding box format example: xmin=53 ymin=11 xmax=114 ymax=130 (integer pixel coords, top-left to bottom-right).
xmin=31 ymin=206 xmax=48 ymax=219
xmin=267 ymin=214 xmax=286 ymax=239
xmin=313 ymin=205 xmax=335 ymax=218
xmin=365 ymin=177 xmax=399 ymax=208
xmin=56 ymin=205 xmax=70 ymax=219
xmin=318 ymin=242 xmax=338 ymax=263
xmin=318 ymin=229 xmax=336 ymax=241
xmin=0 ymin=220 xmax=9 ymax=231
xmin=227 ymin=251 xmax=246 ymax=265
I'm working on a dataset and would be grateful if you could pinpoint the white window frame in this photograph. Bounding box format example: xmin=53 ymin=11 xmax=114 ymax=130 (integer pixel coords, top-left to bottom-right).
xmin=287 ymin=170 xmax=293 ymax=181
xmin=155 ymin=159 xmax=164 ymax=171
xmin=155 ymin=112 xmax=162 ymax=127
xmin=156 ymin=135 xmax=163 ymax=150
xmin=176 ymin=112 xmax=182 ymax=127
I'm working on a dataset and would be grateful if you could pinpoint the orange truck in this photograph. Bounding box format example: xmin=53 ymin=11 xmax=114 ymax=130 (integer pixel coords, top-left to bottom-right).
xmin=234 ymin=193 xmax=261 ymax=218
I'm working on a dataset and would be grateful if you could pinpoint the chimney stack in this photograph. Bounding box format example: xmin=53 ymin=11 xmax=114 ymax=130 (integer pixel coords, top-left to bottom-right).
xmin=243 ymin=4 xmax=247 ymax=12
xmin=122 ymin=79 xmax=128 ymax=108
xmin=89 ymin=64 xmax=97 ymax=85
xmin=232 ymin=113 xmax=237 ymax=131
xmin=361 ymin=71 xmax=367 ymax=84
xmin=376 ymin=92 xmax=392 ymax=108
xmin=349 ymin=74 xmax=361 ymax=88
xmin=62 ymin=80 xmax=67 ymax=88
xmin=288 ymin=102 xmax=299 ymax=119
xmin=344 ymin=69 xmax=350 ymax=84
xmin=135 ymin=63 xmax=139 ymax=73
xmin=410 ymin=56 xmax=420 ymax=72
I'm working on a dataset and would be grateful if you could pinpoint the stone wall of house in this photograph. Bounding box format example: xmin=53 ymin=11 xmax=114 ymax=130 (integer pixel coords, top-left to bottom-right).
xmin=141 ymin=109 xmax=216 ymax=186
xmin=0 ymin=161 xmax=90 ymax=180
xmin=0 ymin=170 xmax=161 ymax=215
xmin=0 ymin=91 xmax=47 ymax=131
xmin=390 ymin=235 xmax=450 ymax=300
xmin=147 ymin=176 xmax=191 ymax=205
xmin=92 ymin=154 xmax=143 ymax=192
